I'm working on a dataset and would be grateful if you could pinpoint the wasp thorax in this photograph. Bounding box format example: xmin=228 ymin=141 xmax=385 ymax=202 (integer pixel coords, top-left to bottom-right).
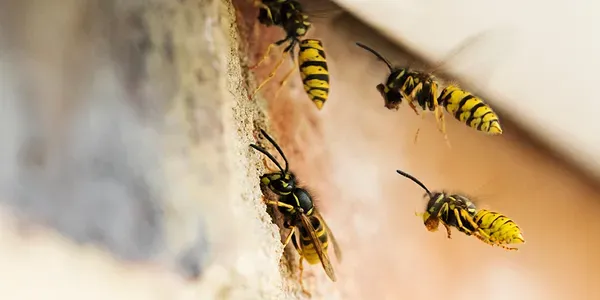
xmin=293 ymin=188 xmax=314 ymax=213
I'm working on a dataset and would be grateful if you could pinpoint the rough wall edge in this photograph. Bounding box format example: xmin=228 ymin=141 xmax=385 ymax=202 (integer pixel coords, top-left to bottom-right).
xmin=191 ymin=0 xmax=299 ymax=299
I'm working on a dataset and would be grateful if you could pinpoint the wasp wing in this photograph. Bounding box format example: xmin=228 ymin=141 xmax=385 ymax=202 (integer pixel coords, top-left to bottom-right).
xmin=299 ymin=213 xmax=337 ymax=282
xmin=314 ymin=210 xmax=342 ymax=262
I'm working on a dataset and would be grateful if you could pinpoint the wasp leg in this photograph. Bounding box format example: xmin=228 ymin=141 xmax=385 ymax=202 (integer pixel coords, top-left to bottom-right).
xmin=298 ymin=256 xmax=312 ymax=297
xmin=266 ymin=200 xmax=294 ymax=210
xmin=274 ymin=59 xmax=299 ymax=100
xmin=407 ymin=100 xmax=420 ymax=115
xmin=453 ymin=208 xmax=480 ymax=238
xmin=473 ymin=233 xmax=519 ymax=251
xmin=498 ymin=244 xmax=519 ymax=251
xmin=292 ymin=234 xmax=312 ymax=297
xmin=413 ymin=112 xmax=427 ymax=144
xmin=407 ymin=83 xmax=423 ymax=116
xmin=251 ymin=49 xmax=289 ymax=98
xmin=254 ymin=1 xmax=272 ymax=16
xmin=396 ymin=87 xmax=419 ymax=115
xmin=282 ymin=226 xmax=296 ymax=248
xmin=455 ymin=209 xmax=491 ymax=240
xmin=442 ymin=222 xmax=452 ymax=239
xmin=433 ymin=102 xmax=450 ymax=148
xmin=249 ymin=42 xmax=277 ymax=71
xmin=473 ymin=231 xmax=492 ymax=247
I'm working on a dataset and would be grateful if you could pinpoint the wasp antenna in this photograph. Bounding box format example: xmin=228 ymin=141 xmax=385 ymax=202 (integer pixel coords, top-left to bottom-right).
xmin=259 ymin=129 xmax=289 ymax=172
xmin=396 ymin=170 xmax=432 ymax=196
xmin=250 ymin=144 xmax=285 ymax=174
xmin=355 ymin=42 xmax=394 ymax=72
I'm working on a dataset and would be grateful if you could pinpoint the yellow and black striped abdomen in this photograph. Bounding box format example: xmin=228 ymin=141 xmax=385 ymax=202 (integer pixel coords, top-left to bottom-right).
xmin=296 ymin=215 xmax=330 ymax=264
xmin=438 ymin=85 xmax=502 ymax=135
xmin=473 ymin=209 xmax=525 ymax=245
xmin=298 ymin=39 xmax=329 ymax=110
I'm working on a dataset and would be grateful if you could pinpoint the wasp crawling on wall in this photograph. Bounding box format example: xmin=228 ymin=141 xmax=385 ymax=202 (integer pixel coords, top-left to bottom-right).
xmin=250 ymin=1 xmax=331 ymax=110
xmin=355 ymin=41 xmax=503 ymax=142
xmin=396 ymin=169 xmax=524 ymax=251
xmin=250 ymin=129 xmax=341 ymax=294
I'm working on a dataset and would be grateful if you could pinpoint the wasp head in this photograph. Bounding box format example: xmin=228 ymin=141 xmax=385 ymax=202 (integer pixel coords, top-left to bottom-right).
xmin=262 ymin=171 xmax=296 ymax=195
xmin=377 ymin=82 xmax=403 ymax=110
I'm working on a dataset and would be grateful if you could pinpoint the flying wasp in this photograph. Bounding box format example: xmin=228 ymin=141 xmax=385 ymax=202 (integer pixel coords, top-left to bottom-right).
xmin=249 ymin=129 xmax=341 ymax=294
xmin=355 ymin=39 xmax=504 ymax=141
xmin=396 ymin=169 xmax=524 ymax=251
xmin=250 ymin=1 xmax=331 ymax=110
xmin=395 ymin=170 xmax=486 ymax=239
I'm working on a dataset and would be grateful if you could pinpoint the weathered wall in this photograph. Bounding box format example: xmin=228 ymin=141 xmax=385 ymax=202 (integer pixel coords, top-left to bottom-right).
xmin=0 ymin=0 xmax=297 ymax=299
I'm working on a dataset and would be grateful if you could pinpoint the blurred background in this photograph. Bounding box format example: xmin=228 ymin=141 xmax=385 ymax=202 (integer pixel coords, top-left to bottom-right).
xmin=0 ymin=0 xmax=598 ymax=299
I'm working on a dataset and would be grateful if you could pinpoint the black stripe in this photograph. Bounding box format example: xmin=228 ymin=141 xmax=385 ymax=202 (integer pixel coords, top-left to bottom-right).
xmin=300 ymin=60 xmax=328 ymax=70
xmin=455 ymin=95 xmax=475 ymax=119
xmin=311 ymin=96 xmax=327 ymax=102
xmin=304 ymin=73 xmax=329 ymax=83
xmin=476 ymin=112 xmax=493 ymax=130
xmin=300 ymin=48 xmax=326 ymax=60
xmin=475 ymin=210 xmax=490 ymax=225
xmin=316 ymin=48 xmax=326 ymax=59
xmin=301 ymin=39 xmax=323 ymax=47
xmin=488 ymin=214 xmax=504 ymax=229
xmin=465 ymin=102 xmax=485 ymax=126
xmin=487 ymin=120 xmax=499 ymax=131
xmin=307 ymin=87 xmax=329 ymax=93
xmin=318 ymin=233 xmax=328 ymax=244
xmin=438 ymin=89 xmax=453 ymax=106
xmin=496 ymin=218 xmax=511 ymax=230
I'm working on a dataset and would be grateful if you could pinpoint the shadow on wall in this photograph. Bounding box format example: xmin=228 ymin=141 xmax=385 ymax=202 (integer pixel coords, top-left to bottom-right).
xmin=237 ymin=1 xmax=600 ymax=299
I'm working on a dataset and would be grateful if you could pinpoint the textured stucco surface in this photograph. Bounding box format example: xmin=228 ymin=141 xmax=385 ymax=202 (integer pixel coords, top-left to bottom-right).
xmin=0 ymin=1 xmax=599 ymax=300
xmin=0 ymin=0 xmax=295 ymax=299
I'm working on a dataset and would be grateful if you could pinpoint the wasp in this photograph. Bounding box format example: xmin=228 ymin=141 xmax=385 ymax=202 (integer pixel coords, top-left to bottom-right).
xmin=396 ymin=169 xmax=524 ymax=251
xmin=395 ymin=170 xmax=485 ymax=239
xmin=250 ymin=129 xmax=341 ymax=293
xmin=250 ymin=1 xmax=311 ymax=94
xmin=250 ymin=2 xmax=332 ymax=110
xmin=355 ymin=41 xmax=504 ymax=141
